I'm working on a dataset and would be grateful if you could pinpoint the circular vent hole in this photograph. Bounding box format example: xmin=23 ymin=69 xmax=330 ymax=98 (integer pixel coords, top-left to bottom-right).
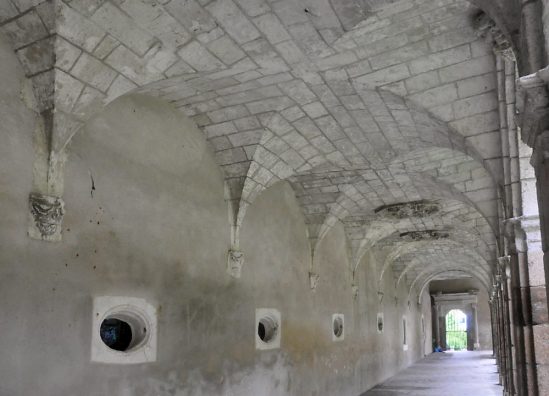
xmin=333 ymin=316 xmax=343 ymax=338
xmin=377 ymin=316 xmax=384 ymax=332
xmin=100 ymin=312 xmax=148 ymax=352
xmin=258 ymin=316 xmax=278 ymax=343
xmin=100 ymin=318 xmax=132 ymax=351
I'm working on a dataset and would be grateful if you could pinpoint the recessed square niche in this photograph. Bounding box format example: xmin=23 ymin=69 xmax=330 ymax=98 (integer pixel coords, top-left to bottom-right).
xmin=91 ymin=296 xmax=157 ymax=364
xmin=255 ymin=308 xmax=281 ymax=350
xmin=332 ymin=313 xmax=344 ymax=341
xmin=377 ymin=312 xmax=384 ymax=334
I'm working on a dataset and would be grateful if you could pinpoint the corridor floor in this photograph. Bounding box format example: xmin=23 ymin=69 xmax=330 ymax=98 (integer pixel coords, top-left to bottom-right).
xmin=361 ymin=351 xmax=502 ymax=396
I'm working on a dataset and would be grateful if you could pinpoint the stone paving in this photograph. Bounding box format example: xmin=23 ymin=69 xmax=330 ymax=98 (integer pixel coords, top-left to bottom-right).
xmin=361 ymin=351 xmax=503 ymax=396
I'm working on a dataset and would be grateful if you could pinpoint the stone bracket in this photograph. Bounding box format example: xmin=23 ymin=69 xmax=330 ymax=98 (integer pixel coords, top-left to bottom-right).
xmin=28 ymin=192 xmax=64 ymax=242
xmin=227 ymin=249 xmax=244 ymax=278
xmin=352 ymin=284 xmax=359 ymax=299
xmin=309 ymin=272 xmax=319 ymax=290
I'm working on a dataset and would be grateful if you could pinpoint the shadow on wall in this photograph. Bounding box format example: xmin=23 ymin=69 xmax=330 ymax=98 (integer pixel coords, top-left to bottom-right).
xmin=0 ymin=59 xmax=432 ymax=396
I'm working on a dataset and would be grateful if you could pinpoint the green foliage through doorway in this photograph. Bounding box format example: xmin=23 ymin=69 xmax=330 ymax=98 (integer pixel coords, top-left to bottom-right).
xmin=446 ymin=309 xmax=467 ymax=350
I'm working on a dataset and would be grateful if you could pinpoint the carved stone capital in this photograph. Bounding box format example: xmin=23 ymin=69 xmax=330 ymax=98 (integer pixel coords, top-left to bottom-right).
xmin=516 ymin=67 xmax=549 ymax=149
xmin=28 ymin=193 xmax=64 ymax=242
xmin=473 ymin=11 xmax=514 ymax=61
xmin=503 ymin=215 xmax=541 ymax=252
xmin=227 ymin=249 xmax=244 ymax=278
xmin=497 ymin=256 xmax=511 ymax=279
xmin=309 ymin=272 xmax=320 ymax=290
xmin=498 ymin=255 xmax=511 ymax=266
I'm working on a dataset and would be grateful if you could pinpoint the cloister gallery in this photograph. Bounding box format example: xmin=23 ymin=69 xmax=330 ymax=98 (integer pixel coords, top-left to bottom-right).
xmin=0 ymin=0 xmax=548 ymax=395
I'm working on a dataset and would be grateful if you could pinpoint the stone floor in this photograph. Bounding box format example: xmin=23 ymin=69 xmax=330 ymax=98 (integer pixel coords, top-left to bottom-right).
xmin=361 ymin=351 xmax=503 ymax=396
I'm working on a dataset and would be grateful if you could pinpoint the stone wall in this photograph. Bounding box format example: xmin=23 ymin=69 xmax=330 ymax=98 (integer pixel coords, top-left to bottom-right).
xmin=0 ymin=33 xmax=431 ymax=395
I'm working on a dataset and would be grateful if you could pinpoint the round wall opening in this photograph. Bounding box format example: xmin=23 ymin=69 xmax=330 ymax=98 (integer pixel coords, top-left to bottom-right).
xmin=92 ymin=296 xmax=157 ymax=363
xmin=100 ymin=318 xmax=132 ymax=351
xmin=257 ymin=316 xmax=278 ymax=343
xmin=99 ymin=311 xmax=148 ymax=352
xmin=376 ymin=312 xmax=384 ymax=334
xmin=333 ymin=316 xmax=344 ymax=338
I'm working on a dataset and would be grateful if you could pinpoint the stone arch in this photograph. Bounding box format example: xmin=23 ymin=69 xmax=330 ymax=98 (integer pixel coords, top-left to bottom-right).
xmin=287 ymin=92 xmax=500 ymax=260
xmin=394 ymin=240 xmax=493 ymax=287
xmin=0 ymin=1 xmax=508 ymax=295
xmin=376 ymin=227 xmax=494 ymax=287
xmin=348 ymin=178 xmax=497 ymax=269
xmin=408 ymin=259 xmax=492 ymax=302
xmin=415 ymin=269 xmax=491 ymax=304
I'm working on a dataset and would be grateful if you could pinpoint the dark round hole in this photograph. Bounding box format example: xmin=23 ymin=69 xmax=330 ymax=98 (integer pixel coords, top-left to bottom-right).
xmin=100 ymin=318 xmax=133 ymax=351
xmin=258 ymin=316 xmax=277 ymax=343
xmin=378 ymin=317 xmax=384 ymax=332
xmin=333 ymin=317 xmax=343 ymax=338
xmin=258 ymin=322 xmax=266 ymax=341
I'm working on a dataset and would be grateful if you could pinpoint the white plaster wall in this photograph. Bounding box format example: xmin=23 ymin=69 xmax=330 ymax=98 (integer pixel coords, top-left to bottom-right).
xmin=0 ymin=32 xmax=431 ymax=395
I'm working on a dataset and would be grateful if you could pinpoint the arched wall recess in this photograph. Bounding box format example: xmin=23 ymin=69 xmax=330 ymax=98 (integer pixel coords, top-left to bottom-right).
xmin=414 ymin=269 xmax=491 ymax=305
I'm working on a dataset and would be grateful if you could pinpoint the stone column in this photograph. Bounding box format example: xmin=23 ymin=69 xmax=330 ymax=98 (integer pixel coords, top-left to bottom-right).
xmin=512 ymin=56 xmax=549 ymax=396
xmin=495 ymin=288 xmax=506 ymax=386
xmin=503 ymin=256 xmax=518 ymax=396
xmin=472 ymin=302 xmax=481 ymax=350
xmin=496 ymin=50 xmax=531 ymax=396
xmin=530 ymin=140 xmax=549 ymax=395
xmin=434 ymin=302 xmax=441 ymax=348
xmin=490 ymin=294 xmax=500 ymax=364
xmin=514 ymin=215 xmax=544 ymax=396
xmin=498 ymin=273 xmax=515 ymax=395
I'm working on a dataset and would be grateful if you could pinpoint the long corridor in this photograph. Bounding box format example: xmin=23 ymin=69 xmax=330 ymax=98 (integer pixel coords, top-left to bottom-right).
xmin=361 ymin=351 xmax=502 ymax=396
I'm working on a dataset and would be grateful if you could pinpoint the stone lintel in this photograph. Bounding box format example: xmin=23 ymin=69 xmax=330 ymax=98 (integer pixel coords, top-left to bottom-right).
xmin=432 ymin=291 xmax=478 ymax=305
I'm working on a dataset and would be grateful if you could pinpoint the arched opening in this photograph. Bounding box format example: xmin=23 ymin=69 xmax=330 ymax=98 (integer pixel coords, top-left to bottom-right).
xmin=445 ymin=309 xmax=468 ymax=351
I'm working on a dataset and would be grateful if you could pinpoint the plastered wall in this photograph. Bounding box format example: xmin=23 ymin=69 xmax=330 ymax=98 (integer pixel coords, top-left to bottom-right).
xmin=0 ymin=32 xmax=432 ymax=396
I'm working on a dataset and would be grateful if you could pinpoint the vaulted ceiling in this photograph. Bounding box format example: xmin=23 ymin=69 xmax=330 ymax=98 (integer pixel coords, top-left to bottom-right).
xmin=0 ymin=0 xmax=508 ymax=298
